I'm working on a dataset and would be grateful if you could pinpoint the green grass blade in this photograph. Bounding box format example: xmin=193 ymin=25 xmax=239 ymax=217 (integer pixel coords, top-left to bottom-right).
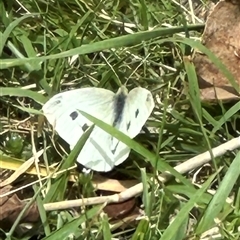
xmin=102 ymin=214 xmax=112 ymax=240
xmin=196 ymin=152 xmax=240 ymax=233
xmin=183 ymin=56 xmax=202 ymax=120
xmin=0 ymin=25 xmax=204 ymax=68
xmin=0 ymin=87 xmax=46 ymax=104
xmin=34 ymin=185 xmax=51 ymax=236
xmin=161 ymin=171 xmax=218 ymax=240
xmin=140 ymin=168 xmax=150 ymax=216
xmin=132 ymin=218 xmax=150 ymax=240
xmin=211 ymin=102 xmax=240 ymax=136
xmin=42 ymin=205 xmax=103 ymax=240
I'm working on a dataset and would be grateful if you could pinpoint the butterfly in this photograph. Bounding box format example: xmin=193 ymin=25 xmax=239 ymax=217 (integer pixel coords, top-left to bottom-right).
xmin=42 ymin=86 xmax=154 ymax=172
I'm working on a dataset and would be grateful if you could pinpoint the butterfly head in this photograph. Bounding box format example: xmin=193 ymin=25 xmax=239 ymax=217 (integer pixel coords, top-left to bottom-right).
xmin=117 ymin=85 xmax=128 ymax=95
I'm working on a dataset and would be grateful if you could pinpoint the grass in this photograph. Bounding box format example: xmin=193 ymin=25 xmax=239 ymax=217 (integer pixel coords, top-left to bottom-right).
xmin=0 ymin=0 xmax=240 ymax=239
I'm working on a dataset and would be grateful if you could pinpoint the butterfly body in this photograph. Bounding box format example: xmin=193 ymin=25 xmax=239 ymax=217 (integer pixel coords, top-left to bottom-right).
xmin=42 ymin=86 xmax=154 ymax=172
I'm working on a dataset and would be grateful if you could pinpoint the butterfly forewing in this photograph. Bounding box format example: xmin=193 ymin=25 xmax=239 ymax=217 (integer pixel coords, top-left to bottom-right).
xmin=43 ymin=88 xmax=115 ymax=145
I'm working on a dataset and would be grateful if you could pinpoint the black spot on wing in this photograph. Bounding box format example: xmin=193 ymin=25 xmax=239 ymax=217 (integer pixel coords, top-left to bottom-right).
xmin=113 ymin=91 xmax=127 ymax=126
xmin=147 ymin=93 xmax=152 ymax=102
xmin=54 ymin=100 xmax=61 ymax=105
xmin=127 ymin=121 xmax=131 ymax=130
xmin=82 ymin=123 xmax=89 ymax=131
xmin=135 ymin=109 xmax=139 ymax=118
xmin=111 ymin=141 xmax=120 ymax=154
xmin=70 ymin=111 xmax=78 ymax=120
xmin=50 ymin=99 xmax=61 ymax=108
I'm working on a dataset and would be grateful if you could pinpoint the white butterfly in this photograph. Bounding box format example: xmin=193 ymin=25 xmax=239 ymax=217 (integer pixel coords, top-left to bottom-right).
xmin=42 ymin=86 xmax=154 ymax=172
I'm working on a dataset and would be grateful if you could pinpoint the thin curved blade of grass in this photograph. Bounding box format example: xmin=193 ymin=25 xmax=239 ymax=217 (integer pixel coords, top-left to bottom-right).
xmin=170 ymin=109 xmax=199 ymax=126
xmin=140 ymin=168 xmax=150 ymax=216
xmin=210 ymin=102 xmax=240 ymax=136
xmin=7 ymin=41 xmax=40 ymax=72
xmin=166 ymin=185 xmax=212 ymax=205
xmin=0 ymin=24 xmax=204 ymax=68
xmin=175 ymin=213 xmax=189 ymax=240
xmin=0 ymin=13 xmax=39 ymax=54
xmin=16 ymin=35 xmax=41 ymax=70
xmin=102 ymin=214 xmax=112 ymax=240
xmin=0 ymin=87 xmax=46 ymax=104
xmin=79 ymin=110 xmax=192 ymax=187
xmin=19 ymin=35 xmax=37 ymax=58
xmin=202 ymin=109 xmax=219 ymax=129
xmin=34 ymin=185 xmax=51 ymax=236
xmin=161 ymin=171 xmax=218 ymax=240
xmin=184 ymin=54 xmax=218 ymax=170
xmin=44 ymin=125 xmax=94 ymax=203
xmin=42 ymin=204 xmax=103 ymax=240
xmin=13 ymin=105 xmax=43 ymax=115
xmin=167 ymin=206 xmax=189 ymax=240
xmin=139 ymin=0 xmax=148 ymax=30
xmin=196 ymin=152 xmax=240 ymax=234
xmin=183 ymin=56 xmax=202 ymax=120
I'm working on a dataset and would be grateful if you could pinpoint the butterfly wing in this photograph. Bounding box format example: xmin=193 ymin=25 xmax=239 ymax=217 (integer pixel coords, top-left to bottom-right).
xmin=42 ymin=87 xmax=115 ymax=150
xmin=112 ymin=87 xmax=155 ymax=166
xmin=122 ymin=87 xmax=155 ymax=137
